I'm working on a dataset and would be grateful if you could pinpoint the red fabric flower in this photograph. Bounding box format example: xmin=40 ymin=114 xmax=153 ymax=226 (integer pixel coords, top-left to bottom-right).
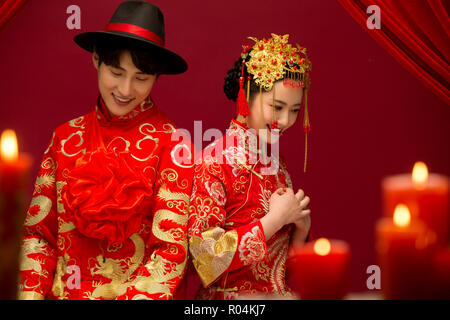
xmin=63 ymin=148 xmax=153 ymax=245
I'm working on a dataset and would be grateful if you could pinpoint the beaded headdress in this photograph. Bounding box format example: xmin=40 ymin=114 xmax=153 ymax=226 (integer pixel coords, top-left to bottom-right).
xmin=236 ymin=33 xmax=312 ymax=172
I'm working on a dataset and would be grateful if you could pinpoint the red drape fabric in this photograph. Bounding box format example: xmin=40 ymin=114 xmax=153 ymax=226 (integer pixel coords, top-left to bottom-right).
xmin=338 ymin=0 xmax=450 ymax=105
xmin=0 ymin=0 xmax=30 ymax=33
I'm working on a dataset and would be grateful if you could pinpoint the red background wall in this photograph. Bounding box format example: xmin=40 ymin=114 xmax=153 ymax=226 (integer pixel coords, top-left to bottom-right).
xmin=1 ymin=0 xmax=449 ymax=297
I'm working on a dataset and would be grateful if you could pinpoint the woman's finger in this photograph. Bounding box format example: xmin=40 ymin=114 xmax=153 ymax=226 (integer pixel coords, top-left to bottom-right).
xmin=300 ymin=196 xmax=310 ymax=208
xmin=301 ymin=209 xmax=311 ymax=216
xmin=295 ymin=189 xmax=304 ymax=200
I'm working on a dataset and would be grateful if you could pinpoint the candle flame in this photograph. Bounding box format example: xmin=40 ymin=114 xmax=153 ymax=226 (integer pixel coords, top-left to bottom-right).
xmin=314 ymin=238 xmax=331 ymax=256
xmin=412 ymin=161 xmax=428 ymax=185
xmin=393 ymin=204 xmax=411 ymax=228
xmin=1 ymin=129 xmax=18 ymax=162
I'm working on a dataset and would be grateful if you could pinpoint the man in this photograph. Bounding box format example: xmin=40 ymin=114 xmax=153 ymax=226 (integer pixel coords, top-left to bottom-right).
xmin=18 ymin=1 xmax=193 ymax=300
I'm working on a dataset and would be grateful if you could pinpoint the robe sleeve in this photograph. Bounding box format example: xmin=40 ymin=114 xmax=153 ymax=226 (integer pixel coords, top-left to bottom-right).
xmin=119 ymin=132 xmax=194 ymax=300
xmin=18 ymin=132 xmax=59 ymax=300
xmin=188 ymin=160 xmax=269 ymax=288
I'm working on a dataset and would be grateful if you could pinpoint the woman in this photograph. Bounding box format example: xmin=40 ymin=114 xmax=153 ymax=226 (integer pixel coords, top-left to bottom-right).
xmin=188 ymin=33 xmax=312 ymax=299
xmin=18 ymin=1 xmax=193 ymax=300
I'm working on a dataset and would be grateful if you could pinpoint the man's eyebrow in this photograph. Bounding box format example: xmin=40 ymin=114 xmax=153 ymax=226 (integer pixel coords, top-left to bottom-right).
xmin=111 ymin=65 xmax=147 ymax=75
xmin=111 ymin=65 xmax=125 ymax=71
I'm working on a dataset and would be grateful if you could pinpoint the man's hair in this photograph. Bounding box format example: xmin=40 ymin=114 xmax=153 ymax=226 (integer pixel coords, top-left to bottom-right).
xmin=94 ymin=38 xmax=166 ymax=75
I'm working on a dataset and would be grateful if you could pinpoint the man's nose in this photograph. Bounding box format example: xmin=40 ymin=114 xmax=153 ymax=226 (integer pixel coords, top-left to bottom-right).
xmin=117 ymin=78 xmax=133 ymax=97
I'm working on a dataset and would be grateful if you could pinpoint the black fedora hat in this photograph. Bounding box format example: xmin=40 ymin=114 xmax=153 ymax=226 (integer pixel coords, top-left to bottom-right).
xmin=74 ymin=1 xmax=187 ymax=74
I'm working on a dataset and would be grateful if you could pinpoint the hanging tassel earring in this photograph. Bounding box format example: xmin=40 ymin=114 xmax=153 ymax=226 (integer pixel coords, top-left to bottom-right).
xmin=303 ymin=88 xmax=310 ymax=172
xmin=237 ymin=60 xmax=250 ymax=121
xmin=246 ymin=76 xmax=251 ymax=103
xmin=271 ymin=85 xmax=278 ymax=130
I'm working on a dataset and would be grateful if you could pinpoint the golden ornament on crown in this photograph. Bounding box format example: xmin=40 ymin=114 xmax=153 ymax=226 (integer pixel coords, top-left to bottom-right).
xmin=241 ymin=33 xmax=312 ymax=91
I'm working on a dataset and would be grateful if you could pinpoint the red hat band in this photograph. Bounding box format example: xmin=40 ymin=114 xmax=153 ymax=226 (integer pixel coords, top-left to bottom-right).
xmin=104 ymin=22 xmax=165 ymax=47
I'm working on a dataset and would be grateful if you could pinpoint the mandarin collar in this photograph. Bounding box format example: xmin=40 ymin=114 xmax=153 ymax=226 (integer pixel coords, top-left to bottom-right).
xmin=228 ymin=118 xmax=279 ymax=167
xmin=228 ymin=118 xmax=260 ymax=157
xmin=95 ymin=95 xmax=154 ymax=127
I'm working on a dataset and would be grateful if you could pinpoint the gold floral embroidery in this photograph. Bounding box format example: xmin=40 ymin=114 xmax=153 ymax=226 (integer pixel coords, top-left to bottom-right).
xmin=250 ymin=207 xmax=264 ymax=220
xmin=269 ymin=231 xmax=291 ymax=295
xmin=232 ymin=174 xmax=249 ymax=194
xmin=188 ymin=196 xmax=224 ymax=236
xmin=194 ymin=156 xmax=226 ymax=182
xmin=189 ymin=227 xmax=238 ymax=287
xmin=279 ymin=161 xmax=292 ymax=189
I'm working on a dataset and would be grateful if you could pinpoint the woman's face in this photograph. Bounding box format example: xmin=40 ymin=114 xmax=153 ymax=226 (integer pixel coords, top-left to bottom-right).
xmin=93 ymin=50 xmax=157 ymax=117
xmin=247 ymin=80 xmax=304 ymax=144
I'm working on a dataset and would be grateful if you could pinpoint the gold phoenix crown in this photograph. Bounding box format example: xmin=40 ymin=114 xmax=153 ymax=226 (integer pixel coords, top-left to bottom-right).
xmin=242 ymin=33 xmax=312 ymax=91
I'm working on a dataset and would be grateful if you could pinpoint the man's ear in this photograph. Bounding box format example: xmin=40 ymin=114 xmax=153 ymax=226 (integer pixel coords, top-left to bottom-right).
xmin=92 ymin=51 xmax=100 ymax=70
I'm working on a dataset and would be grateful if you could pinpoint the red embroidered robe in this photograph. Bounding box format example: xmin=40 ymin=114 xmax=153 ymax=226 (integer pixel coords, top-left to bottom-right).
xmin=188 ymin=119 xmax=307 ymax=300
xmin=18 ymin=97 xmax=194 ymax=300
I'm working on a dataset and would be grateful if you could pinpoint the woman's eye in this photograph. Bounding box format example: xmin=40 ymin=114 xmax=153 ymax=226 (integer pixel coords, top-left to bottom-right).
xmin=292 ymin=109 xmax=300 ymax=113
xmin=111 ymin=70 xmax=122 ymax=76
xmin=136 ymin=78 xmax=148 ymax=81
xmin=272 ymin=105 xmax=283 ymax=111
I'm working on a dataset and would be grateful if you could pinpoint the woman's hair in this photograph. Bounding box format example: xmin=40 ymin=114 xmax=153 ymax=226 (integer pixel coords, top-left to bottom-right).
xmin=94 ymin=38 xmax=165 ymax=75
xmin=224 ymin=52 xmax=262 ymax=103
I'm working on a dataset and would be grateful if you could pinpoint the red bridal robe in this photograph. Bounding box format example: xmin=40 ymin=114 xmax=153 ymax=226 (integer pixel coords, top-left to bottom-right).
xmin=188 ymin=119 xmax=309 ymax=300
xmin=18 ymin=97 xmax=194 ymax=300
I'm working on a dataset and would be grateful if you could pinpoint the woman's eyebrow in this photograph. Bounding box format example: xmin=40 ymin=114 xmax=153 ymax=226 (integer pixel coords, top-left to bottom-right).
xmin=274 ymin=100 xmax=302 ymax=107
xmin=274 ymin=99 xmax=287 ymax=105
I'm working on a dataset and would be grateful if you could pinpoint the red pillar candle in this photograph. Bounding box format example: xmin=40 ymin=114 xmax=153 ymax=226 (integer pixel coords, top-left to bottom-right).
xmin=430 ymin=247 xmax=450 ymax=299
xmin=376 ymin=204 xmax=435 ymax=299
xmin=288 ymin=238 xmax=350 ymax=300
xmin=382 ymin=162 xmax=449 ymax=246
xmin=0 ymin=129 xmax=32 ymax=300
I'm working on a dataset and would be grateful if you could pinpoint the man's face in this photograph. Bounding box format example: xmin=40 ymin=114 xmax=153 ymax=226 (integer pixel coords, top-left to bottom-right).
xmin=93 ymin=50 xmax=157 ymax=117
